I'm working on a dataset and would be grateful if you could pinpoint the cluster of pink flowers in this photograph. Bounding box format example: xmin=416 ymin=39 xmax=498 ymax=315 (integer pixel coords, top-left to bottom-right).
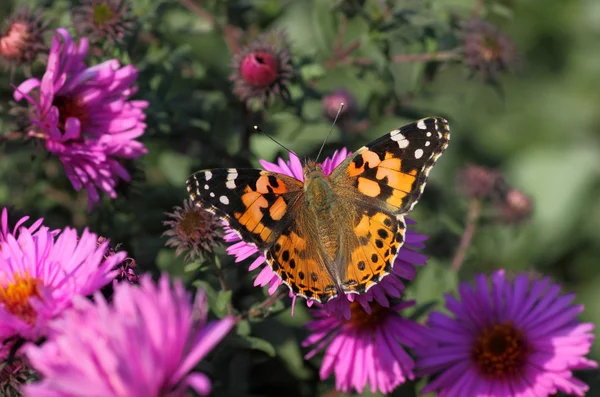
xmin=14 ymin=28 xmax=148 ymax=211
xmin=0 ymin=208 xmax=235 ymax=395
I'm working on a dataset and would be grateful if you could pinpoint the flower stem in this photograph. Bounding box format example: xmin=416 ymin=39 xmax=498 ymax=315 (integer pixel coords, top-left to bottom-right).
xmin=214 ymin=256 xmax=234 ymax=316
xmin=451 ymin=199 xmax=481 ymax=272
xmin=237 ymin=290 xmax=287 ymax=322
xmin=391 ymin=50 xmax=460 ymax=63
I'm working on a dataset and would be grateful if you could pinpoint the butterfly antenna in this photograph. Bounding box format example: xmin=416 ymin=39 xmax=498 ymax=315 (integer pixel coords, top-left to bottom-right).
xmin=315 ymin=102 xmax=344 ymax=163
xmin=253 ymin=125 xmax=298 ymax=158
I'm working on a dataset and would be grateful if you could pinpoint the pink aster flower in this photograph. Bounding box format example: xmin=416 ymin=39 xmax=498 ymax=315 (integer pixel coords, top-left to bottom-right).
xmin=13 ymin=28 xmax=148 ymax=211
xmin=303 ymin=300 xmax=425 ymax=394
xmin=224 ymin=149 xmax=428 ymax=317
xmin=24 ymin=274 xmax=235 ymax=397
xmin=416 ymin=270 xmax=597 ymax=397
xmin=0 ymin=207 xmax=125 ymax=340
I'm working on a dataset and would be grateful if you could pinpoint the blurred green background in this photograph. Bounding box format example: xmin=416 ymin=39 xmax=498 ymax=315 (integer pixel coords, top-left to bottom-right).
xmin=1 ymin=0 xmax=599 ymax=395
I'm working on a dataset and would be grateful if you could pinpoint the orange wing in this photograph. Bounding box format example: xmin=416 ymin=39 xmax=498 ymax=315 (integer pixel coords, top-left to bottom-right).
xmin=329 ymin=117 xmax=449 ymax=293
xmin=187 ymin=168 xmax=304 ymax=250
xmin=330 ymin=117 xmax=450 ymax=214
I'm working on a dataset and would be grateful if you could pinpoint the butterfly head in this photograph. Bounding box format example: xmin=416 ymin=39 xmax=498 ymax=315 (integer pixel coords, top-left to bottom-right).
xmin=302 ymin=160 xmax=324 ymax=181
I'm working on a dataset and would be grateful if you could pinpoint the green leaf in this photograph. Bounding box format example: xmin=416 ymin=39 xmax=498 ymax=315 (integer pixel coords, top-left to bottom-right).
xmin=158 ymin=152 xmax=192 ymax=186
xmin=236 ymin=319 xmax=251 ymax=337
xmin=406 ymin=259 xmax=458 ymax=306
xmin=241 ymin=335 xmax=277 ymax=357
xmin=215 ymin=290 xmax=233 ymax=317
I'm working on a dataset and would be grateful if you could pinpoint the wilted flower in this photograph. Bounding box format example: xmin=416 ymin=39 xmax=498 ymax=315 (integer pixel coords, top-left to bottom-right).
xmin=13 ymin=28 xmax=148 ymax=211
xmin=461 ymin=19 xmax=517 ymax=81
xmin=0 ymin=8 xmax=49 ymax=71
xmin=97 ymin=236 xmax=139 ymax=284
xmin=224 ymin=149 xmax=429 ymax=317
xmin=230 ymin=30 xmax=294 ymax=105
xmin=24 ymin=274 xmax=236 ymax=397
xmin=416 ymin=270 xmax=597 ymax=397
xmin=163 ymin=199 xmax=224 ymax=263
xmin=456 ymin=163 xmax=502 ymax=199
xmin=0 ymin=207 xmax=125 ymax=340
xmin=495 ymin=187 xmax=533 ymax=223
xmin=322 ymin=88 xmax=357 ymax=122
xmin=303 ymin=300 xmax=425 ymax=394
xmin=72 ymin=0 xmax=134 ymax=45
xmin=0 ymin=341 xmax=34 ymax=396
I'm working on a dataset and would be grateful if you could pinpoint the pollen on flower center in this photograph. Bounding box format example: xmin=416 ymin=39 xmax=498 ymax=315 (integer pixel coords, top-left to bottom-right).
xmin=53 ymin=95 xmax=89 ymax=132
xmin=92 ymin=3 xmax=116 ymax=27
xmin=348 ymin=302 xmax=389 ymax=328
xmin=471 ymin=321 xmax=528 ymax=377
xmin=0 ymin=273 xmax=43 ymax=324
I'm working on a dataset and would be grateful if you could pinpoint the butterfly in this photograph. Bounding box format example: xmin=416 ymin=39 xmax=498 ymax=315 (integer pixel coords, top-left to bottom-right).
xmin=187 ymin=117 xmax=450 ymax=303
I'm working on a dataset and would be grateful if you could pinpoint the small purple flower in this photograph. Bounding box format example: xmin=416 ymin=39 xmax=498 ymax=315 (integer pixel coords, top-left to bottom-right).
xmin=24 ymin=274 xmax=235 ymax=397
xmin=303 ymin=300 xmax=425 ymax=394
xmin=416 ymin=270 xmax=597 ymax=397
xmin=224 ymin=149 xmax=428 ymax=317
xmin=0 ymin=207 xmax=125 ymax=340
xmin=13 ymin=28 xmax=148 ymax=211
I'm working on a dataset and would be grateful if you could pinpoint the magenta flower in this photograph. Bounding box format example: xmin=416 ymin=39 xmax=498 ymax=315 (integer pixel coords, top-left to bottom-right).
xmin=24 ymin=274 xmax=236 ymax=397
xmin=224 ymin=149 xmax=428 ymax=317
xmin=0 ymin=207 xmax=125 ymax=340
xmin=416 ymin=270 xmax=597 ymax=397
xmin=13 ymin=28 xmax=148 ymax=211
xmin=303 ymin=300 xmax=425 ymax=394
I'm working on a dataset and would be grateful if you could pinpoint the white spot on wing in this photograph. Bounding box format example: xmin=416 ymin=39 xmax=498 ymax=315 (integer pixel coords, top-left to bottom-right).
xmin=205 ymin=171 xmax=213 ymax=181
xmin=204 ymin=184 xmax=209 ymax=190
xmin=210 ymin=192 xmax=215 ymax=198
xmin=226 ymin=180 xmax=236 ymax=189
xmin=426 ymin=132 xmax=432 ymax=137
xmin=425 ymin=141 xmax=431 ymax=147
xmin=391 ymin=131 xmax=409 ymax=148
xmin=219 ymin=196 xmax=230 ymax=205
xmin=414 ymin=149 xmax=424 ymax=159
xmin=417 ymin=119 xmax=427 ymax=130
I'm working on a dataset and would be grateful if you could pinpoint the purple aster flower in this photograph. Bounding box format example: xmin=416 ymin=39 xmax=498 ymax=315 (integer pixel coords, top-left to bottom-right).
xmin=0 ymin=207 xmax=126 ymax=340
xmin=303 ymin=300 xmax=425 ymax=394
xmin=416 ymin=270 xmax=597 ymax=397
xmin=224 ymin=149 xmax=428 ymax=317
xmin=13 ymin=28 xmax=148 ymax=211
xmin=24 ymin=274 xmax=236 ymax=397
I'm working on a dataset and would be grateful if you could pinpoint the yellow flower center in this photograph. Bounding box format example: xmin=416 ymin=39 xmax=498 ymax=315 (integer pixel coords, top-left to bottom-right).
xmin=93 ymin=3 xmax=116 ymax=27
xmin=471 ymin=321 xmax=529 ymax=378
xmin=0 ymin=273 xmax=43 ymax=324
xmin=348 ymin=301 xmax=389 ymax=328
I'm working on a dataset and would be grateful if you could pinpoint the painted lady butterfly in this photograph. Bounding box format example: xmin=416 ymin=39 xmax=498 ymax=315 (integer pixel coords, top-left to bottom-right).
xmin=187 ymin=117 xmax=450 ymax=303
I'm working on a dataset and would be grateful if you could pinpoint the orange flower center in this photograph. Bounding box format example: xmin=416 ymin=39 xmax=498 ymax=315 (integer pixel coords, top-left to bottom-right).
xmin=481 ymin=36 xmax=502 ymax=62
xmin=348 ymin=301 xmax=389 ymax=328
xmin=471 ymin=321 xmax=529 ymax=378
xmin=0 ymin=273 xmax=43 ymax=325
xmin=53 ymin=95 xmax=89 ymax=134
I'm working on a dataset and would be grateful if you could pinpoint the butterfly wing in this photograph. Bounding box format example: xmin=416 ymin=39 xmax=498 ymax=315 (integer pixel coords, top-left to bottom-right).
xmin=186 ymin=168 xmax=304 ymax=249
xmin=330 ymin=116 xmax=450 ymax=214
xmin=187 ymin=168 xmax=338 ymax=302
xmin=330 ymin=117 xmax=450 ymax=294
